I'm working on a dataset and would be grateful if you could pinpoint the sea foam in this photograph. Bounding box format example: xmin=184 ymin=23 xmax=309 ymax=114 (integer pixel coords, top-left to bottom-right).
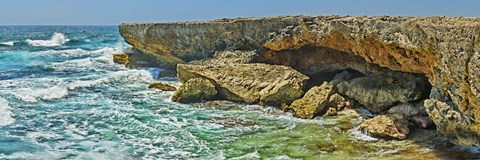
xmin=0 ymin=98 xmax=15 ymax=126
xmin=26 ymin=32 xmax=69 ymax=47
xmin=0 ymin=41 xmax=15 ymax=46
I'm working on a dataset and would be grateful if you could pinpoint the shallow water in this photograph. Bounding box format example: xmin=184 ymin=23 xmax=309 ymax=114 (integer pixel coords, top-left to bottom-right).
xmin=0 ymin=26 xmax=479 ymax=160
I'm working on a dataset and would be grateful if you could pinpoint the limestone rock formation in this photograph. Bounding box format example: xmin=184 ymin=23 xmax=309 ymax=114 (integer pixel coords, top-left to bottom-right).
xmin=388 ymin=103 xmax=423 ymax=118
xmin=289 ymin=82 xmax=334 ymax=119
xmin=337 ymin=73 xmax=424 ymax=113
xmin=148 ymin=82 xmax=177 ymax=91
xmin=120 ymin=16 xmax=480 ymax=146
xmin=195 ymin=50 xmax=261 ymax=65
xmin=172 ymin=78 xmax=217 ymax=103
xmin=424 ymin=99 xmax=480 ymax=146
xmin=176 ymin=63 xmax=308 ymax=105
xmin=328 ymin=93 xmax=352 ymax=111
xmin=112 ymin=54 xmax=129 ymax=66
xmin=360 ymin=115 xmax=409 ymax=140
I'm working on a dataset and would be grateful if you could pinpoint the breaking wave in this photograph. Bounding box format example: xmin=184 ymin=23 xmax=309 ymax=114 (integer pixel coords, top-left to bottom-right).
xmin=0 ymin=41 xmax=15 ymax=46
xmin=26 ymin=32 xmax=69 ymax=47
xmin=0 ymin=98 xmax=15 ymax=126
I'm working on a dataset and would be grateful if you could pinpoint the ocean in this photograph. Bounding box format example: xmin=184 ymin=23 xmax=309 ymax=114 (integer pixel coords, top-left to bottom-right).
xmin=0 ymin=26 xmax=479 ymax=160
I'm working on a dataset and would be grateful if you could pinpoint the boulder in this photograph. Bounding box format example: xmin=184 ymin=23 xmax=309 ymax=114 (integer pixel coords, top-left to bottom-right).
xmin=337 ymin=73 xmax=424 ymax=113
xmin=176 ymin=63 xmax=308 ymax=106
xmin=389 ymin=102 xmax=434 ymax=129
xmin=148 ymin=82 xmax=177 ymax=91
xmin=172 ymin=78 xmax=217 ymax=103
xmin=113 ymin=54 xmax=129 ymax=66
xmin=360 ymin=115 xmax=409 ymax=140
xmin=289 ymin=82 xmax=334 ymax=119
xmin=388 ymin=103 xmax=421 ymax=118
xmin=324 ymin=107 xmax=338 ymax=116
xmin=328 ymin=93 xmax=352 ymax=111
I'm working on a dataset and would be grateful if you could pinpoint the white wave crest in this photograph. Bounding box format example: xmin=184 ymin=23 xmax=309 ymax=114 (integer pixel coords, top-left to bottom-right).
xmin=348 ymin=126 xmax=378 ymax=142
xmin=0 ymin=98 xmax=15 ymax=126
xmin=11 ymin=86 xmax=69 ymax=103
xmin=0 ymin=41 xmax=15 ymax=46
xmin=26 ymin=32 xmax=70 ymax=47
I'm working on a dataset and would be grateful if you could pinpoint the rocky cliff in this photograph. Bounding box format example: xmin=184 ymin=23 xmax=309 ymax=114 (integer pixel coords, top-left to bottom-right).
xmin=119 ymin=15 xmax=480 ymax=146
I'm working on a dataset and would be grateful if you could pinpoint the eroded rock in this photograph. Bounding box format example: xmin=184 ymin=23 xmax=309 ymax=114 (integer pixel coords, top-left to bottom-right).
xmin=424 ymin=99 xmax=480 ymax=146
xmin=113 ymin=54 xmax=129 ymax=66
xmin=177 ymin=63 xmax=308 ymax=106
xmin=388 ymin=103 xmax=421 ymax=118
xmin=148 ymin=82 xmax=177 ymax=91
xmin=172 ymin=78 xmax=217 ymax=103
xmin=289 ymin=82 xmax=334 ymax=119
xmin=338 ymin=73 xmax=424 ymax=113
xmin=120 ymin=16 xmax=480 ymax=146
xmin=203 ymin=50 xmax=260 ymax=65
xmin=328 ymin=93 xmax=352 ymax=111
xmin=360 ymin=115 xmax=409 ymax=140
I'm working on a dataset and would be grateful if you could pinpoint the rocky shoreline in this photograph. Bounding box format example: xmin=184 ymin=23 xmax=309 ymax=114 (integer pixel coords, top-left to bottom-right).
xmin=117 ymin=15 xmax=480 ymax=147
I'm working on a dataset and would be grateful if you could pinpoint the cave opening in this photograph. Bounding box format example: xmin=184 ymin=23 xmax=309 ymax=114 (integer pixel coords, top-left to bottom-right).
xmin=260 ymin=44 xmax=433 ymax=106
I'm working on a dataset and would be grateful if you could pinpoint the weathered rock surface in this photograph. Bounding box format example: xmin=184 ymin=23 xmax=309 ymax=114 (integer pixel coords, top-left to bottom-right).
xmin=120 ymin=16 xmax=480 ymax=146
xmin=388 ymin=103 xmax=422 ymax=118
xmin=424 ymin=99 xmax=480 ymax=146
xmin=289 ymin=82 xmax=334 ymax=119
xmin=360 ymin=115 xmax=409 ymax=140
xmin=148 ymin=82 xmax=177 ymax=91
xmin=172 ymin=78 xmax=217 ymax=103
xmin=112 ymin=54 xmax=129 ymax=66
xmin=337 ymin=73 xmax=424 ymax=113
xmin=328 ymin=93 xmax=352 ymax=111
xmin=195 ymin=50 xmax=261 ymax=65
xmin=176 ymin=63 xmax=308 ymax=105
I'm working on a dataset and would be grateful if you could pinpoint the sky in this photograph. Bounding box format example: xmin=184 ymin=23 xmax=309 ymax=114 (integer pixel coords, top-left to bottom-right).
xmin=0 ymin=0 xmax=479 ymax=25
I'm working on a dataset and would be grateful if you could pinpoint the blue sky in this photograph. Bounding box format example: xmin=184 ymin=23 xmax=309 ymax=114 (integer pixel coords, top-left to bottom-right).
xmin=0 ymin=0 xmax=479 ymax=25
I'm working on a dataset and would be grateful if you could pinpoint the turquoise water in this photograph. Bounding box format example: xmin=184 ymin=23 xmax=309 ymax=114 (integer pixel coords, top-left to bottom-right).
xmin=1 ymin=26 xmax=480 ymax=160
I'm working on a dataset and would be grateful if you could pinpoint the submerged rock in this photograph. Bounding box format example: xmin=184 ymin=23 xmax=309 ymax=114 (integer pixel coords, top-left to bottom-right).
xmin=289 ymin=82 xmax=334 ymax=119
xmin=177 ymin=63 xmax=308 ymax=106
xmin=148 ymin=82 xmax=177 ymax=91
xmin=113 ymin=54 xmax=129 ymax=66
xmin=337 ymin=73 xmax=424 ymax=113
xmin=172 ymin=78 xmax=217 ymax=103
xmin=360 ymin=115 xmax=409 ymax=140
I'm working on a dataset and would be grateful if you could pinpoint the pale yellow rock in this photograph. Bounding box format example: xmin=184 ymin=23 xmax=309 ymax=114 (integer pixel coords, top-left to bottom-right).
xmin=176 ymin=63 xmax=308 ymax=106
xmin=289 ymin=82 xmax=334 ymax=119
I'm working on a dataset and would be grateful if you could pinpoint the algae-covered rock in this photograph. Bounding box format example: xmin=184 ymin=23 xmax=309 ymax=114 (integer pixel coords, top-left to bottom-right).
xmin=360 ymin=115 xmax=409 ymax=140
xmin=172 ymin=78 xmax=217 ymax=103
xmin=176 ymin=63 xmax=308 ymax=106
xmin=148 ymin=82 xmax=176 ymax=91
xmin=338 ymin=73 xmax=424 ymax=113
xmin=289 ymin=82 xmax=334 ymax=119
xmin=113 ymin=54 xmax=129 ymax=66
